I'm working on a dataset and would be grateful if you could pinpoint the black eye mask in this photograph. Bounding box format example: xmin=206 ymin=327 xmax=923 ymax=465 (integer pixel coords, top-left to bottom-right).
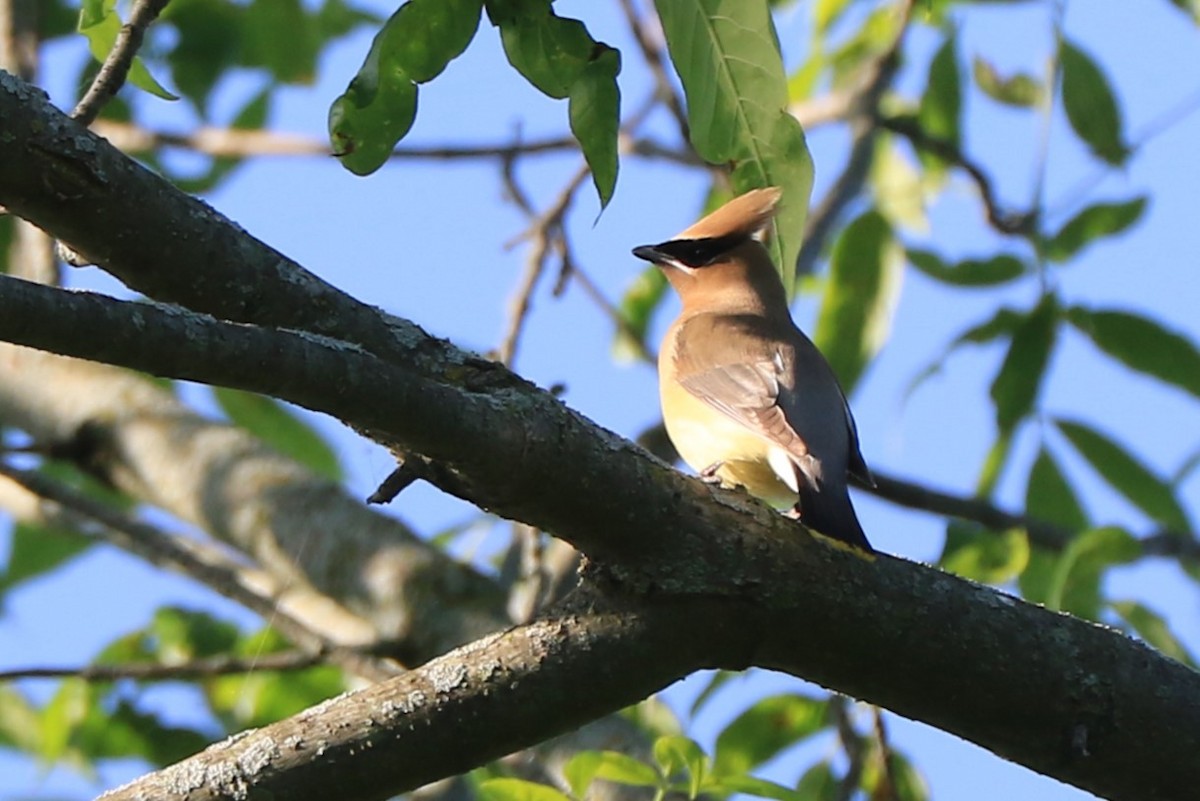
xmin=631 ymin=232 xmax=749 ymax=268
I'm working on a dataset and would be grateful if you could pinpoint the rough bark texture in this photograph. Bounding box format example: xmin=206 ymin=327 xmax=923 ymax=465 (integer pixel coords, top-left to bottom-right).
xmin=1 ymin=70 xmax=1199 ymax=801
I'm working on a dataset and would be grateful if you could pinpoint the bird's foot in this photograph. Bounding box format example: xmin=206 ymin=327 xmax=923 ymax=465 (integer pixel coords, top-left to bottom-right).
xmin=784 ymin=504 xmax=803 ymax=521
xmin=699 ymin=461 xmax=725 ymax=484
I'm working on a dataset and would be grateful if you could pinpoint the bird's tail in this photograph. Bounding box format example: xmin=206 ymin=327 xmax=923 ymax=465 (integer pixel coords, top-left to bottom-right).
xmin=795 ymin=484 xmax=873 ymax=554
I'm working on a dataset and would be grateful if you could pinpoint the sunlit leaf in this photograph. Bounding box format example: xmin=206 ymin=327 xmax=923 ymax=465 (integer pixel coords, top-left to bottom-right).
xmin=613 ymin=266 xmax=668 ymax=363
xmin=1021 ymin=446 xmax=1089 ymax=603
xmin=871 ymin=136 xmax=927 ymax=232
xmin=940 ymin=522 xmax=1029 ymax=584
xmin=1060 ymin=38 xmax=1127 ymax=165
xmin=1164 ymin=0 xmax=1200 ymax=23
xmin=907 ymin=249 xmax=1025 ymax=287
xmin=1044 ymin=197 xmax=1147 ymax=262
xmin=0 ymin=685 xmax=42 ymax=753
xmin=716 ymin=775 xmax=805 ymax=801
xmin=1042 ymin=526 xmax=1139 ymax=618
xmin=654 ymin=735 xmax=707 ymax=798
xmin=79 ymin=0 xmax=179 ymax=100
xmin=479 ymin=778 xmax=572 ymax=801
xmin=569 ymin=45 xmax=622 ymax=208
xmin=714 ymin=693 xmax=829 ymax=776
xmin=212 ymin=387 xmax=342 ymax=480
xmin=795 ymin=761 xmax=838 ymax=800
xmin=972 ymin=56 xmax=1043 ymax=107
xmin=989 ymin=295 xmax=1058 ymax=433
xmin=574 ymin=750 xmax=662 ymax=788
xmin=917 ymin=32 xmax=961 ymax=177
xmin=654 ymin=0 xmax=813 ymax=290
xmin=815 ymin=210 xmax=903 ymax=393
xmin=1065 ymin=307 xmax=1200 ymax=399
xmin=861 ymin=747 xmax=930 ymax=801
xmin=1055 ymin=419 xmax=1191 ymax=531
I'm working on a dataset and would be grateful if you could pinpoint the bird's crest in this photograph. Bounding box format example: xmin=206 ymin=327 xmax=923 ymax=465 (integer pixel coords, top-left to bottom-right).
xmin=677 ymin=187 xmax=782 ymax=241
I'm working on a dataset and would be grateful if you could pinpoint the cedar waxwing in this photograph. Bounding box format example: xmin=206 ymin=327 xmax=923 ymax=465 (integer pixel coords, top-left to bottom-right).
xmin=632 ymin=187 xmax=874 ymax=552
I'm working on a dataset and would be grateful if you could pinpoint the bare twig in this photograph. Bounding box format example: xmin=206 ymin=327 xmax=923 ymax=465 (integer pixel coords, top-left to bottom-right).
xmin=618 ymin=0 xmax=690 ymax=140
xmin=0 ymin=462 xmax=400 ymax=682
xmin=878 ymin=114 xmax=1036 ymax=236
xmin=795 ymin=0 xmax=917 ymax=277
xmin=0 ymin=650 xmax=322 ymax=683
xmin=88 ymin=119 xmax=700 ymax=166
xmin=832 ymin=697 xmax=867 ymax=801
xmin=73 ymin=0 xmax=172 ymax=126
xmin=871 ymin=707 xmax=899 ymax=801
xmin=496 ymin=164 xmax=590 ymax=367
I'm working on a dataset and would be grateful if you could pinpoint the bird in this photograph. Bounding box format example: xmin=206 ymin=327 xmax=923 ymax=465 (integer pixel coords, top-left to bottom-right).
xmin=631 ymin=187 xmax=874 ymax=552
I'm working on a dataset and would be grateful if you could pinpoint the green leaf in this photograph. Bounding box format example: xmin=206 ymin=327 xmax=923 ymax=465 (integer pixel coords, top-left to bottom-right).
xmin=917 ymin=33 xmax=961 ymax=176
xmin=713 ymin=693 xmax=829 ymax=776
xmin=1065 ymin=306 xmax=1200 ymax=399
xmin=654 ymin=735 xmax=707 ymax=798
xmin=151 ymin=607 xmax=241 ymax=662
xmin=1110 ymin=600 xmax=1196 ymax=666
xmin=1044 ymin=197 xmax=1147 ymax=262
xmin=814 ymin=210 xmax=903 ymax=393
xmin=0 ymin=521 xmax=93 ymax=598
xmin=212 ymin=387 xmax=342 ymax=480
xmin=75 ymin=699 xmax=210 ymax=766
xmin=479 ymin=778 xmax=573 ymax=801
xmin=1060 ymin=38 xmax=1127 ymax=165
xmin=329 ymin=10 xmax=419 ymax=176
xmin=654 ymin=0 xmax=813 ymax=290
xmin=688 ymin=669 xmax=737 ymax=717
xmin=795 ymin=761 xmax=838 ymax=801
xmin=242 ymin=0 xmax=319 ymax=83
xmin=902 ymin=307 xmax=1024 ymax=401
xmin=564 ymin=751 xmax=603 ymax=800
xmin=940 ymin=522 xmax=1029 ymax=584
xmin=1165 ymin=0 xmax=1200 ymax=24
xmin=1055 ymin=419 xmax=1191 ymax=531
xmin=613 ymin=265 xmax=667 ymax=363
xmin=0 ymin=685 xmax=42 ymax=753
xmin=907 ymin=249 xmax=1025 ymax=287
xmin=490 ymin=0 xmax=595 ymax=98
xmin=972 ymin=56 xmax=1043 ymax=107
xmin=870 ymin=136 xmax=927 ymax=232
xmin=78 ymin=0 xmax=179 ymax=100
xmin=1042 ymin=526 xmax=1139 ymax=618
xmin=1021 ymin=446 xmax=1089 ymax=603
xmin=569 ymin=45 xmax=622 ymax=208
xmin=861 ymin=748 xmax=929 ymax=801
xmin=715 ymin=775 xmax=805 ymax=801
xmin=569 ymin=751 xmax=661 ymax=788
xmin=162 ymin=0 xmax=244 ymax=110
xmin=385 ymin=0 xmax=482 ymax=83
xmin=989 ymin=295 xmax=1058 ymax=434
xmin=40 ymin=678 xmax=93 ymax=763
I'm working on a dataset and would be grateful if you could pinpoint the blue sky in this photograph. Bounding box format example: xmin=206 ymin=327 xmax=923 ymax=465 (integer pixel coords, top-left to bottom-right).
xmin=3 ymin=1 xmax=1199 ymax=799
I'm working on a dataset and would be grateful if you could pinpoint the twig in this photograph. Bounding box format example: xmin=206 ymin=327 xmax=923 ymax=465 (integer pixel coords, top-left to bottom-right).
xmin=0 ymin=462 xmax=400 ymax=682
xmin=496 ymin=164 xmax=590 ymax=367
xmin=88 ymin=119 xmax=701 ymax=165
xmin=72 ymin=0 xmax=172 ymax=126
xmin=0 ymin=650 xmax=322 ymax=683
xmin=878 ymin=114 xmax=1036 ymax=236
xmin=871 ymin=707 xmax=898 ymax=801
xmin=795 ymin=0 xmax=916 ymax=277
xmin=618 ymin=0 xmax=690 ymax=141
xmin=831 ymin=697 xmax=867 ymax=801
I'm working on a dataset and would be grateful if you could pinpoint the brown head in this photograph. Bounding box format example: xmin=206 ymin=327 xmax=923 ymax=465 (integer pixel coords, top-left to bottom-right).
xmin=631 ymin=187 xmax=788 ymax=316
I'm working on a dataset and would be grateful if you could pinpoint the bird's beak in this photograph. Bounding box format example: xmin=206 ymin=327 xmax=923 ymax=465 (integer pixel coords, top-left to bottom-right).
xmin=631 ymin=244 xmax=666 ymax=264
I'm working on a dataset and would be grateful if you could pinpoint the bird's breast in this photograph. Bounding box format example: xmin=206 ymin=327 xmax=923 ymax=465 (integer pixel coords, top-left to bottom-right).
xmin=659 ymin=377 xmax=797 ymax=507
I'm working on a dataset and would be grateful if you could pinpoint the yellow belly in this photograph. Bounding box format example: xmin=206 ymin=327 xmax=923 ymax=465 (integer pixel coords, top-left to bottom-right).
xmin=660 ymin=379 xmax=797 ymax=507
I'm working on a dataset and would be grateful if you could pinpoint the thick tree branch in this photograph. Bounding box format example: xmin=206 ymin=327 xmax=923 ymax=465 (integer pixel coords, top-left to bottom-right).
xmin=0 ymin=276 xmax=1197 ymax=801
xmin=1 ymin=72 xmax=1198 ymax=801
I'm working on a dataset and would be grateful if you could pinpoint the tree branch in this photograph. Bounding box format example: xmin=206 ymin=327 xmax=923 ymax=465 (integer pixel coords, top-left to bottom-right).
xmin=0 ymin=462 xmax=399 ymax=681
xmin=72 ymin=0 xmax=171 ymax=126
xmin=0 ymin=650 xmax=321 ymax=682
xmin=1 ymin=72 xmax=1197 ymax=801
xmin=0 ymin=275 xmax=1197 ymax=801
